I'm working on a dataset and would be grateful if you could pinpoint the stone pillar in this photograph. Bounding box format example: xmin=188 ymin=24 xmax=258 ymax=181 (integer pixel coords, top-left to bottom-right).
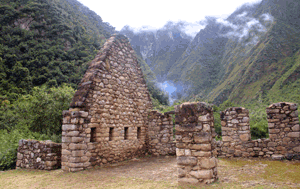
xmin=266 ymin=102 xmax=300 ymax=157
xmin=61 ymin=110 xmax=91 ymax=172
xmin=220 ymin=107 xmax=250 ymax=157
xmin=175 ymin=102 xmax=217 ymax=185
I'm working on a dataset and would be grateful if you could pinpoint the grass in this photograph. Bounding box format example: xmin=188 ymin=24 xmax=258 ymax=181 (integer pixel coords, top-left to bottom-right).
xmin=0 ymin=158 xmax=299 ymax=189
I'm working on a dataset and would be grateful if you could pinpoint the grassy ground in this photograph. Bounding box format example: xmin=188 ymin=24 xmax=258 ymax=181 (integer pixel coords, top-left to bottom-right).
xmin=0 ymin=156 xmax=299 ymax=189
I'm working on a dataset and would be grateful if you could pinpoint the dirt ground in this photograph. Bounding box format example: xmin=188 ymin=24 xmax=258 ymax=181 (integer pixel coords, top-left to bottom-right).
xmin=1 ymin=156 xmax=300 ymax=189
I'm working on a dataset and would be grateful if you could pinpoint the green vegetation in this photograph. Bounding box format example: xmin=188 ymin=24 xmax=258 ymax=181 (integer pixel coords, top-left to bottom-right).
xmin=0 ymin=84 xmax=75 ymax=170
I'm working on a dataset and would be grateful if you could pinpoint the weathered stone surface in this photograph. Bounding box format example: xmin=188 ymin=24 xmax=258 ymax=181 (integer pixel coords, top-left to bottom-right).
xmin=287 ymin=132 xmax=300 ymax=138
xmin=222 ymin=136 xmax=232 ymax=142
xmin=191 ymin=151 xmax=211 ymax=157
xmin=17 ymin=139 xmax=61 ymax=170
xmin=177 ymin=156 xmax=197 ymax=166
xmin=239 ymin=134 xmax=249 ymax=141
xmin=199 ymin=158 xmax=216 ymax=169
xmin=190 ymin=170 xmax=213 ymax=179
xmin=189 ymin=144 xmax=211 ymax=151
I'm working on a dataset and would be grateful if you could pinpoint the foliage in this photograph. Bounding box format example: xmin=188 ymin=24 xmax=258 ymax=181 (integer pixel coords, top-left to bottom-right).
xmin=0 ymin=84 xmax=74 ymax=171
xmin=0 ymin=0 xmax=113 ymax=102
xmin=0 ymin=84 xmax=75 ymax=137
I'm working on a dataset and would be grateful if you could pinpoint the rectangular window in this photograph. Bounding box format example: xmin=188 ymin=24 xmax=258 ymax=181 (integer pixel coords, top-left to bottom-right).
xmin=91 ymin=127 xmax=96 ymax=142
xmin=109 ymin=127 xmax=114 ymax=141
xmin=137 ymin=127 xmax=141 ymax=139
xmin=124 ymin=127 xmax=128 ymax=140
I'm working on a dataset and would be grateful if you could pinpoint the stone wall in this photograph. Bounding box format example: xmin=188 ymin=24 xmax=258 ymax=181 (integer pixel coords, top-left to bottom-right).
xmin=16 ymin=139 xmax=61 ymax=170
xmin=175 ymin=102 xmax=218 ymax=185
xmin=147 ymin=110 xmax=176 ymax=156
xmin=61 ymin=34 xmax=153 ymax=172
xmin=213 ymin=102 xmax=300 ymax=159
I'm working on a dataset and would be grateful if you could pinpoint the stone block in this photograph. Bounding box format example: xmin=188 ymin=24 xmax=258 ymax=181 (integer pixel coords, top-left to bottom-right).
xmin=192 ymin=151 xmax=211 ymax=157
xmin=189 ymin=144 xmax=211 ymax=151
xmin=178 ymin=167 xmax=186 ymax=177
xmin=17 ymin=153 xmax=23 ymax=160
xmin=287 ymin=132 xmax=300 ymax=138
xmin=72 ymin=137 xmax=84 ymax=143
xmin=222 ymin=136 xmax=232 ymax=142
xmin=292 ymin=125 xmax=299 ymax=131
xmin=67 ymin=131 xmax=80 ymax=137
xmin=72 ymin=150 xmax=85 ymax=157
xmin=69 ymin=144 xmax=87 ymax=150
xmin=272 ymin=154 xmax=284 ymax=160
xmin=239 ymin=134 xmax=249 ymax=141
xmin=293 ymin=146 xmax=300 ymax=153
xmin=194 ymin=133 xmax=211 ymax=143
xmin=68 ymin=163 xmax=84 ymax=168
xmin=267 ymin=142 xmax=277 ymax=147
xmin=62 ymin=149 xmax=71 ymax=155
xmin=198 ymin=114 xmax=211 ymax=122
xmin=62 ymin=124 xmax=76 ymax=131
xmin=199 ymin=157 xmax=216 ymax=169
xmin=45 ymin=161 xmax=57 ymax=167
xmin=177 ymin=156 xmax=197 ymax=166
xmin=62 ymin=137 xmax=72 ymax=143
xmin=176 ymin=148 xmax=185 ymax=156
xmin=190 ymin=170 xmax=213 ymax=179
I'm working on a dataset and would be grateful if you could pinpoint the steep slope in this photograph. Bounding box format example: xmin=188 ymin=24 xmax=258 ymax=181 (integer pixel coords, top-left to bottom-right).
xmin=162 ymin=0 xmax=300 ymax=105
xmin=0 ymin=0 xmax=115 ymax=101
xmin=209 ymin=0 xmax=300 ymax=105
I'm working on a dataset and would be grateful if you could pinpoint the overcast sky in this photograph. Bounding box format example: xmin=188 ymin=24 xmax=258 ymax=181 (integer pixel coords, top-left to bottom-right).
xmin=77 ymin=0 xmax=262 ymax=37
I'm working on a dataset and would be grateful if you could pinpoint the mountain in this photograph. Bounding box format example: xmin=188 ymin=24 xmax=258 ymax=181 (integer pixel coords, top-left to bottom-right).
xmin=122 ymin=0 xmax=300 ymax=106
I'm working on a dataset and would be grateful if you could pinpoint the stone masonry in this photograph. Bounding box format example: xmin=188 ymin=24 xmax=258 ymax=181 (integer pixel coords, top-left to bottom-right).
xmin=61 ymin=34 xmax=153 ymax=172
xmin=213 ymin=102 xmax=300 ymax=159
xmin=147 ymin=110 xmax=176 ymax=156
xmin=16 ymin=139 xmax=61 ymax=170
xmin=175 ymin=102 xmax=218 ymax=185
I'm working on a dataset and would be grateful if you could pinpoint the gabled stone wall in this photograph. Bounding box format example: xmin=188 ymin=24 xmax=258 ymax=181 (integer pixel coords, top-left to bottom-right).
xmin=213 ymin=102 xmax=300 ymax=159
xmin=147 ymin=110 xmax=176 ymax=156
xmin=16 ymin=139 xmax=61 ymax=170
xmin=61 ymin=34 xmax=153 ymax=172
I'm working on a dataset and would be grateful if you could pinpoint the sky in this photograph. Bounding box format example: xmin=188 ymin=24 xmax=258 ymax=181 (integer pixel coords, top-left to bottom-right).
xmin=77 ymin=0 xmax=263 ymax=37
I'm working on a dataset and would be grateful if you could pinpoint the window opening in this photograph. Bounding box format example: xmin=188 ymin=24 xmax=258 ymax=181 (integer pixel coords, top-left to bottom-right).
xmin=137 ymin=127 xmax=141 ymax=139
xmin=109 ymin=127 xmax=114 ymax=141
xmin=91 ymin=127 xmax=96 ymax=142
xmin=124 ymin=127 xmax=128 ymax=140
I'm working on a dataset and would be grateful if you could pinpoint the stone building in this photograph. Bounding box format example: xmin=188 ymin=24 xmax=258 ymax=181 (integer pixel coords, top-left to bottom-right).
xmin=16 ymin=33 xmax=300 ymax=186
xmin=61 ymin=34 xmax=153 ymax=172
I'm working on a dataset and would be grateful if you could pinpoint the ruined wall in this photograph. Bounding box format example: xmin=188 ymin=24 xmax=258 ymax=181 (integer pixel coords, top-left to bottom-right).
xmin=175 ymin=102 xmax=218 ymax=185
xmin=213 ymin=102 xmax=300 ymax=159
xmin=61 ymin=34 xmax=152 ymax=172
xmin=16 ymin=139 xmax=61 ymax=170
xmin=147 ymin=110 xmax=176 ymax=156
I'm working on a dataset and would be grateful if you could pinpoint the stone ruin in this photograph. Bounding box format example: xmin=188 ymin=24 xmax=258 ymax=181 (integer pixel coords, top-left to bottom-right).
xmin=175 ymin=102 xmax=218 ymax=185
xmin=213 ymin=102 xmax=300 ymax=159
xmin=16 ymin=139 xmax=61 ymax=170
xmin=16 ymin=34 xmax=300 ymax=186
xmin=61 ymin=34 xmax=153 ymax=172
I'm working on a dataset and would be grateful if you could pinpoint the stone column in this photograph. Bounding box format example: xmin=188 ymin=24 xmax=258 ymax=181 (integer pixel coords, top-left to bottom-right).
xmin=220 ymin=107 xmax=250 ymax=157
xmin=61 ymin=110 xmax=91 ymax=172
xmin=266 ymin=102 xmax=300 ymax=158
xmin=175 ymin=102 xmax=217 ymax=185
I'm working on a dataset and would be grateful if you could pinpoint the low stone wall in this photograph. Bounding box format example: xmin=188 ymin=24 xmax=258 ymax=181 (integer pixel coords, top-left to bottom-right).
xmin=213 ymin=102 xmax=300 ymax=159
xmin=175 ymin=102 xmax=218 ymax=185
xmin=16 ymin=139 xmax=61 ymax=170
xmin=147 ymin=110 xmax=176 ymax=156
